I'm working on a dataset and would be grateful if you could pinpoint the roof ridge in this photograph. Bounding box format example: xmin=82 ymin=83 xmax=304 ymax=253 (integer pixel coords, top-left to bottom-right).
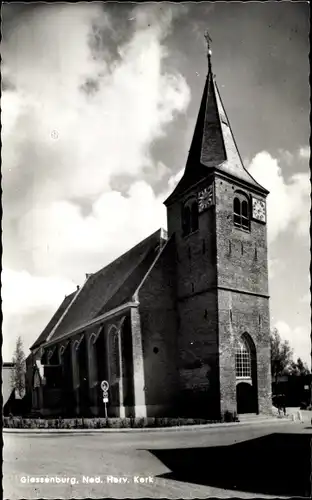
xmin=88 ymin=228 xmax=164 ymax=280
xmin=97 ymin=241 xmax=162 ymax=315
xmin=96 ymin=237 xmax=162 ymax=315
xmin=133 ymin=234 xmax=174 ymax=301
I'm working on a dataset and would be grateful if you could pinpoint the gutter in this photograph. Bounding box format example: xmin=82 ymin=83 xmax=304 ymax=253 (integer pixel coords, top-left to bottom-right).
xmin=42 ymin=301 xmax=139 ymax=349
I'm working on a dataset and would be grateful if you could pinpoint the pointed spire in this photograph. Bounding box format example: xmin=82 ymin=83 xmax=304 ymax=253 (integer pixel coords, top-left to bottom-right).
xmin=164 ymin=34 xmax=266 ymax=205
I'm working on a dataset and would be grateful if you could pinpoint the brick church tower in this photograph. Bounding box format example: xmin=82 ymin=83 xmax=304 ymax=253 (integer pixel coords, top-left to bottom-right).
xmin=164 ymin=41 xmax=272 ymax=417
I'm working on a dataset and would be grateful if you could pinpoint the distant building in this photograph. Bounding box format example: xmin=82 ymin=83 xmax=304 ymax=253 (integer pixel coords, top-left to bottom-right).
xmin=26 ymin=46 xmax=272 ymax=419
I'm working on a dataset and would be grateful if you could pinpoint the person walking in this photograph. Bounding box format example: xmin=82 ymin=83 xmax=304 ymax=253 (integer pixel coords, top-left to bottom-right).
xmin=276 ymin=394 xmax=282 ymax=416
xmin=282 ymin=393 xmax=287 ymax=416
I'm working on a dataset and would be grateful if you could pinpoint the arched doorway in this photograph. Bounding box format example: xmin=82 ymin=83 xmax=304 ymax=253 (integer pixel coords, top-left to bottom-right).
xmin=235 ymin=333 xmax=258 ymax=414
xmin=236 ymin=382 xmax=255 ymax=414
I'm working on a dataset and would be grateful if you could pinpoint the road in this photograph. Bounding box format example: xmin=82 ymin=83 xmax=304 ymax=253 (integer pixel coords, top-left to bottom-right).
xmin=3 ymin=420 xmax=311 ymax=499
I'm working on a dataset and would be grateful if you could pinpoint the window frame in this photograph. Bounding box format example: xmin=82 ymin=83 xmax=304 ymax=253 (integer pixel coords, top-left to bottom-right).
xmin=182 ymin=197 xmax=199 ymax=237
xmin=233 ymin=192 xmax=250 ymax=231
xmin=235 ymin=337 xmax=252 ymax=379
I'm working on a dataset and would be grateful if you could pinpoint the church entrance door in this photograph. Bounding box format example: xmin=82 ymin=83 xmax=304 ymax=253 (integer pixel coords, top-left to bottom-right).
xmin=236 ymin=382 xmax=256 ymax=414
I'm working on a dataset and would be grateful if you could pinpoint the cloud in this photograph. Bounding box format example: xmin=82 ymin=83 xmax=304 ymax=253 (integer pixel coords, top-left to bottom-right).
xmin=298 ymin=146 xmax=310 ymax=159
xmin=16 ymin=181 xmax=167 ymax=281
xmin=274 ymin=320 xmax=310 ymax=365
xmin=2 ymin=3 xmax=189 ymax=357
xmin=2 ymin=4 xmax=190 ymax=210
xmin=248 ymin=150 xmax=310 ymax=243
xmin=2 ymin=269 xmax=76 ymax=360
xmin=1 ymin=2 xmax=190 ymax=253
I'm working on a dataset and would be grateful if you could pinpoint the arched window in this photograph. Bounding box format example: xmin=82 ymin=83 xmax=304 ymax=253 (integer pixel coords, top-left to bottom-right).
xmin=235 ymin=337 xmax=251 ymax=378
xmin=233 ymin=198 xmax=241 ymax=226
xmin=182 ymin=198 xmax=198 ymax=236
xmin=108 ymin=326 xmax=120 ymax=384
xmin=233 ymin=192 xmax=250 ymax=230
xmin=191 ymin=201 xmax=199 ymax=232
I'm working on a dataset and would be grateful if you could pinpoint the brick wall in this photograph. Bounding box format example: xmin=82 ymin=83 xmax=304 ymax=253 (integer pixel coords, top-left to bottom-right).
xmin=177 ymin=291 xmax=220 ymax=418
xmin=167 ymin=178 xmax=220 ymax=418
xmin=214 ymin=176 xmax=269 ymax=295
xmin=138 ymin=238 xmax=180 ymax=416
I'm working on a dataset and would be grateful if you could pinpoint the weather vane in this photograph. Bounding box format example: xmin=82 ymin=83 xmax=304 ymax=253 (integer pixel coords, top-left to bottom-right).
xmin=204 ymin=30 xmax=212 ymax=57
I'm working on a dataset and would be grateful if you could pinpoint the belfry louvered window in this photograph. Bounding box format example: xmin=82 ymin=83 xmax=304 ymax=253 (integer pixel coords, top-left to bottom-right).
xmin=182 ymin=198 xmax=198 ymax=236
xmin=235 ymin=338 xmax=251 ymax=378
xmin=233 ymin=192 xmax=250 ymax=230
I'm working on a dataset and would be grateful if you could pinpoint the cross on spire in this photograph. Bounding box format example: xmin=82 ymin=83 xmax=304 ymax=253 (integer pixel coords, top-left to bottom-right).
xmin=204 ymin=30 xmax=212 ymax=71
xmin=204 ymin=30 xmax=212 ymax=53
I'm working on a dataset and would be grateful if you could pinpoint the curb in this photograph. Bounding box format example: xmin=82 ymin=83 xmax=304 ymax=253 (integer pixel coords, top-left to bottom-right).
xmin=3 ymin=417 xmax=290 ymax=434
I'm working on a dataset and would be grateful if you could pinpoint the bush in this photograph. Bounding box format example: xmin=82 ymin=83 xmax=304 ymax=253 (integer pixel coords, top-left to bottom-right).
xmin=135 ymin=417 xmax=145 ymax=428
xmin=3 ymin=415 xmax=222 ymax=429
xmin=222 ymin=411 xmax=238 ymax=423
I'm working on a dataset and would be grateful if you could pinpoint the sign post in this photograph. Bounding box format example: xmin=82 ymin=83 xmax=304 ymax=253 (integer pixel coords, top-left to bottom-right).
xmin=101 ymin=380 xmax=109 ymax=419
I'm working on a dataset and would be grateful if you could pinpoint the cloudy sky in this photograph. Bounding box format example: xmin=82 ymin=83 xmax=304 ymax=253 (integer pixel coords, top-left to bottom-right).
xmin=2 ymin=2 xmax=310 ymax=365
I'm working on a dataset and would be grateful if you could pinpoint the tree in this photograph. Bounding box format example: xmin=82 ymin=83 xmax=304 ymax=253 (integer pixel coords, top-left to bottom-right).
xmin=289 ymin=357 xmax=310 ymax=376
xmin=11 ymin=336 xmax=26 ymax=398
xmin=270 ymin=328 xmax=293 ymax=383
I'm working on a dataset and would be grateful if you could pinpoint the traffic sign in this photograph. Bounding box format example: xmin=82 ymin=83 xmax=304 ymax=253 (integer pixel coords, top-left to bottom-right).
xmin=102 ymin=390 xmax=108 ymax=397
xmin=101 ymin=380 xmax=109 ymax=391
xmin=103 ymin=397 xmax=109 ymax=403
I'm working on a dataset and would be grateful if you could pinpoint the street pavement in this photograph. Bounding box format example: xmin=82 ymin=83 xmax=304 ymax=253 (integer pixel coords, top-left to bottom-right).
xmin=4 ymin=419 xmax=312 ymax=499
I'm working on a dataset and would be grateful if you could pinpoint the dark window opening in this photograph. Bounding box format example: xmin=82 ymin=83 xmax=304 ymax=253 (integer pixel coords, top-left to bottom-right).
xmin=182 ymin=198 xmax=199 ymax=236
xmin=153 ymin=347 xmax=159 ymax=354
xmin=233 ymin=194 xmax=250 ymax=231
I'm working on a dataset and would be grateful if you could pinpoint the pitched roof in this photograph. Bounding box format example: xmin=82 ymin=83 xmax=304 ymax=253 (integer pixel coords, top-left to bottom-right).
xmin=47 ymin=229 xmax=167 ymax=343
xmin=30 ymin=292 xmax=76 ymax=350
xmin=165 ymin=60 xmax=267 ymax=205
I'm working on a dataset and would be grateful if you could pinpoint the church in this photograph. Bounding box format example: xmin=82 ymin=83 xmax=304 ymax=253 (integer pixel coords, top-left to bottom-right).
xmin=26 ymin=43 xmax=272 ymax=420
